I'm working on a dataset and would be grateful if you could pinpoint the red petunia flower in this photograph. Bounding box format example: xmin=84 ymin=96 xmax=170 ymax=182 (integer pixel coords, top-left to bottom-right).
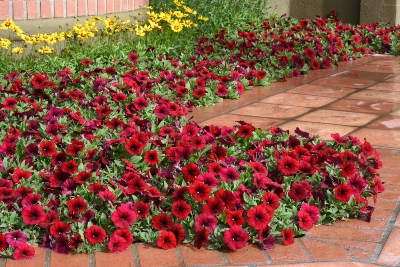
xmin=172 ymin=200 xmax=191 ymax=220
xmin=50 ymin=221 xmax=71 ymax=237
xmin=13 ymin=243 xmax=35 ymax=260
xmin=113 ymin=229 xmax=134 ymax=245
xmin=247 ymin=205 xmax=271 ymax=230
xmin=298 ymin=210 xmax=313 ymax=231
xmin=215 ymin=189 xmax=236 ymax=211
xmin=127 ymin=52 xmax=139 ymax=63
xmin=134 ymin=201 xmax=150 ymax=219
xmin=12 ymin=168 xmax=32 ymax=183
xmin=55 ymin=234 xmax=69 ymax=254
xmin=288 ymin=182 xmax=308 ymax=202
xmin=255 ymin=70 xmax=267 ymax=80
xmin=67 ymin=197 xmax=87 ymax=215
xmin=195 ymin=213 xmax=217 ymax=233
xmin=237 ymin=124 xmax=255 ymax=138
xmin=334 ymin=183 xmax=353 ymax=202
xmin=219 ymin=167 xmax=240 ymax=183
xmin=210 ymin=145 xmax=227 ymax=161
xmin=202 ymin=197 xmax=225 ymax=215
xmin=340 ymin=161 xmax=356 ymax=178
xmin=193 ymin=87 xmax=207 ymax=99
xmin=361 ymin=139 xmax=374 ymax=156
xmin=125 ymin=139 xmax=146 ymax=156
xmin=310 ymin=59 xmax=320 ymax=70
xmin=154 ymin=104 xmax=170 ymax=120
xmin=108 ymin=235 xmax=129 ymax=253
xmin=197 ymin=172 xmax=219 ymax=188
xmin=111 ymin=204 xmax=136 ymax=228
xmin=182 ymin=124 xmax=199 ymax=140
xmin=170 ymin=223 xmax=185 ymax=244
xmin=73 ymin=171 xmax=92 ymax=184
xmin=277 ymin=156 xmax=299 ymax=176
xmin=3 ymin=97 xmax=18 ymax=110
xmin=61 ymin=160 xmax=78 ymax=174
xmin=143 ymin=150 xmax=159 ymax=165
xmin=300 ymin=203 xmax=320 ymax=224
xmin=39 ymin=141 xmax=57 ymax=156
xmin=182 ymin=163 xmax=200 ymax=183
xmin=223 ymin=225 xmax=249 ymax=251
xmin=281 ymin=228 xmax=295 ymax=245
xmin=188 ymin=181 xmax=211 ymax=202
xmin=21 ymin=204 xmax=46 ymax=225
xmin=262 ymin=192 xmax=280 ymax=210
xmin=152 ymin=213 xmax=173 ymax=231
xmin=69 ymin=234 xmax=83 ymax=249
xmin=84 ymin=225 xmax=106 ymax=244
xmin=194 ymin=228 xmax=209 ymax=249
xmin=226 ymin=210 xmax=245 ymax=227
xmin=157 ymin=231 xmax=177 ymax=250
xmin=66 ymin=140 xmax=85 ymax=157
xmin=0 ymin=233 xmax=9 ymax=252
xmin=304 ymin=47 xmax=316 ymax=59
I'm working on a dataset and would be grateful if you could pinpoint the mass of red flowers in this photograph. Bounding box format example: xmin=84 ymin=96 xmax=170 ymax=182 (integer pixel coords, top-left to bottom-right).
xmin=0 ymin=11 xmax=391 ymax=259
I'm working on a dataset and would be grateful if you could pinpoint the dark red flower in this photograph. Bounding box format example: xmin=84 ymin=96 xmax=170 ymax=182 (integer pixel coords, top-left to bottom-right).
xmin=219 ymin=167 xmax=240 ymax=183
xmin=215 ymin=189 xmax=236 ymax=211
xmin=21 ymin=204 xmax=46 ymax=225
xmin=193 ymin=87 xmax=207 ymax=99
xmin=255 ymin=70 xmax=267 ymax=80
xmin=157 ymin=231 xmax=177 ymax=250
xmin=223 ymin=225 xmax=249 ymax=251
xmin=300 ymin=203 xmax=320 ymax=224
xmin=361 ymin=139 xmax=374 ymax=156
xmin=172 ymin=200 xmax=191 ymax=220
xmin=61 ymin=160 xmax=78 ymax=174
xmin=12 ymin=168 xmax=32 ymax=183
xmin=381 ymin=34 xmax=391 ymax=44
xmin=182 ymin=123 xmax=199 ymax=140
xmin=310 ymin=59 xmax=320 ymax=70
xmin=55 ymin=234 xmax=69 ymax=254
xmin=247 ymin=205 xmax=271 ymax=230
xmin=113 ymin=229 xmax=134 ymax=245
xmin=334 ymin=183 xmax=353 ymax=202
xmin=39 ymin=141 xmax=57 ymax=156
xmin=3 ymin=97 xmax=18 ymax=110
xmin=84 ymin=225 xmax=106 ymax=244
xmin=182 ymin=163 xmax=200 ymax=182
xmin=134 ymin=201 xmax=151 ymax=219
xmin=13 ymin=243 xmax=35 ymax=260
xmin=197 ymin=172 xmax=219 ymax=188
xmin=281 ymin=228 xmax=295 ymax=245
xmin=210 ymin=145 xmax=227 ymax=161
xmin=66 ymin=140 xmax=85 ymax=157
xmin=50 ymin=221 xmax=71 ymax=237
xmin=170 ymin=223 xmax=185 ymax=244
xmin=188 ymin=181 xmax=211 ymax=202
xmin=144 ymin=150 xmax=159 ymax=165
xmin=133 ymin=97 xmax=148 ymax=111
xmin=194 ymin=228 xmax=208 ymax=249
xmin=108 ymin=235 xmax=129 ymax=253
xmin=69 ymin=234 xmax=83 ymax=249
xmin=80 ymin=58 xmax=92 ymax=66
xmin=127 ymin=52 xmax=139 ymax=63
xmin=277 ymin=156 xmax=299 ymax=176
xmin=152 ymin=213 xmax=173 ymax=231
xmin=237 ymin=124 xmax=255 ymax=138
xmin=291 ymin=54 xmax=305 ymax=68
xmin=154 ymin=104 xmax=170 ymax=119
xmin=73 ymin=171 xmax=92 ymax=184
xmin=67 ymin=197 xmax=87 ymax=215
xmin=202 ymin=197 xmax=225 ymax=215
xmin=111 ymin=204 xmax=136 ymax=228
xmin=226 ymin=210 xmax=245 ymax=227
xmin=288 ymin=182 xmax=308 ymax=202
xmin=298 ymin=210 xmax=313 ymax=231
xmin=262 ymin=192 xmax=280 ymax=210
xmin=322 ymin=58 xmax=332 ymax=69
xmin=304 ymin=47 xmax=316 ymax=59
xmin=0 ymin=233 xmax=9 ymax=251
xmin=125 ymin=139 xmax=146 ymax=156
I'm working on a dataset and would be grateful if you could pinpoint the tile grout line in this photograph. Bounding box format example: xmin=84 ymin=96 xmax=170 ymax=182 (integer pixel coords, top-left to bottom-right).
xmin=372 ymin=199 xmax=400 ymax=261
xmin=174 ymin=245 xmax=185 ymax=267
xmin=89 ymin=252 xmax=96 ymax=267
xmin=131 ymin=244 xmax=141 ymax=267
xmin=296 ymin=238 xmax=315 ymax=262
xmin=0 ymin=258 xmax=5 ymax=267
xmin=44 ymin=249 xmax=51 ymax=267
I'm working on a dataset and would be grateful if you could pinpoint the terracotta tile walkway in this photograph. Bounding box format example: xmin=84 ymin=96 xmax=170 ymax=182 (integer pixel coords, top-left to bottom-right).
xmin=2 ymin=55 xmax=400 ymax=267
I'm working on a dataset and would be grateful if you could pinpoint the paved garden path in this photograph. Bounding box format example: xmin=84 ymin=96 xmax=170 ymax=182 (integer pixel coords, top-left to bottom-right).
xmin=2 ymin=55 xmax=400 ymax=267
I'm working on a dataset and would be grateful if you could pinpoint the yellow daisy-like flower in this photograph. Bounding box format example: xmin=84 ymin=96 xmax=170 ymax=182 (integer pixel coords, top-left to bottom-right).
xmin=0 ymin=19 xmax=15 ymax=30
xmin=120 ymin=19 xmax=130 ymax=24
xmin=158 ymin=12 xmax=167 ymax=20
xmin=182 ymin=20 xmax=193 ymax=27
xmin=170 ymin=20 xmax=183 ymax=33
xmin=173 ymin=0 xmax=183 ymax=6
xmin=198 ymin=15 xmax=209 ymax=21
xmin=56 ymin=32 xmax=65 ymax=41
xmin=20 ymin=34 xmax=33 ymax=44
xmin=135 ymin=28 xmax=146 ymax=37
xmin=12 ymin=25 xmax=24 ymax=35
xmin=38 ymin=45 xmax=54 ymax=54
xmin=148 ymin=20 xmax=161 ymax=29
xmin=66 ymin=31 xmax=74 ymax=38
xmin=173 ymin=11 xmax=185 ymax=19
xmin=0 ymin=38 xmax=12 ymax=49
xmin=142 ymin=24 xmax=152 ymax=32
xmin=104 ymin=18 xmax=117 ymax=28
xmin=183 ymin=6 xmax=196 ymax=15
xmin=12 ymin=47 xmax=24 ymax=53
xmin=103 ymin=27 xmax=114 ymax=35
xmin=73 ymin=24 xmax=85 ymax=33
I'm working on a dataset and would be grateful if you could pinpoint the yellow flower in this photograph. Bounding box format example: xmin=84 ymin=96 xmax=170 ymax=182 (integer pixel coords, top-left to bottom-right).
xmin=135 ymin=28 xmax=145 ymax=37
xmin=104 ymin=18 xmax=117 ymax=28
xmin=73 ymin=24 xmax=85 ymax=33
xmin=12 ymin=47 xmax=24 ymax=53
xmin=120 ymin=19 xmax=130 ymax=24
xmin=149 ymin=20 xmax=160 ymax=29
xmin=20 ymin=34 xmax=33 ymax=44
xmin=173 ymin=11 xmax=185 ymax=19
xmin=170 ymin=20 xmax=183 ymax=33
xmin=56 ymin=32 xmax=65 ymax=41
xmin=182 ymin=20 xmax=193 ymax=27
xmin=183 ymin=6 xmax=196 ymax=15
xmin=12 ymin=25 xmax=24 ymax=35
xmin=103 ymin=27 xmax=114 ymax=35
xmin=173 ymin=0 xmax=183 ymax=6
xmin=38 ymin=45 xmax=54 ymax=54
xmin=142 ymin=24 xmax=152 ymax=32
xmin=0 ymin=19 xmax=15 ymax=30
xmin=66 ymin=31 xmax=74 ymax=38
xmin=0 ymin=38 xmax=12 ymax=49
xmin=198 ymin=15 xmax=209 ymax=21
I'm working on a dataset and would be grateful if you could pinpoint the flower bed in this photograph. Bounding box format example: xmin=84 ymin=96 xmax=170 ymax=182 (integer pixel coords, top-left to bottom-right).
xmin=0 ymin=7 xmax=392 ymax=260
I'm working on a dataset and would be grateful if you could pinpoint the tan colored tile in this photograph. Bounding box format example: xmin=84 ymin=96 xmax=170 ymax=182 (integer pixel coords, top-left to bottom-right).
xmin=223 ymin=244 xmax=267 ymax=264
xmin=95 ymin=248 xmax=134 ymax=267
xmin=297 ymin=109 xmax=378 ymax=126
xmin=330 ymin=70 xmax=392 ymax=81
xmin=368 ymin=82 xmax=400 ymax=91
xmin=376 ymin=228 xmax=400 ymax=265
xmin=352 ymin=64 xmax=400 ymax=74
xmin=258 ymin=262 xmax=382 ymax=267
xmin=395 ymin=212 xmax=400 ymax=227
xmin=198 ymin=114 xmax=284 ymax=130
xmin=333 ymin=218 xmax=388 ymax=230
xmin=370 ymin=209 xmax=394 ymax=220
xmin=308 ymin=225 xmax=383 ymax=242
xmin=350 ymin=249 xmax=374 ymax=259
xmin=266 ymin=240 xmax=309 ymax=262
xmin=376 ymin=191 xmax=400 ymax=202
xmin=310 ymin=238 xmax=379 ymax=252
xmin=301 ymin=239 xmax=351 ymax=261
xmin=51 ymin=252 xmax=89 ymax=267
xmin=367 ymin=115 xmax=400 ymax=130
xmin=311 ymin=77 xmax=376 ymax=88
xmin=230 ymin=103 xmax=311 ymax=119
xmin=348 ymin=90 xmax=400 ymax=103
xmin=261 ymin=93 xmax=336 ymax=108
xmin=179 ymin=244 xmax=222 ymax=265
xmin=374 ymin=201 xmax=398 ymax=210
xmin=385 ymin=76 xmax=400 ymax=83
xmin=278 ymin=121 xmax=356 ymax=141
xmin=287 ymin=84 xmax=356 ymax=97
xmin=351 ymin=128 xmax=400 ymax=149
xmin=326 ymin=99 xmax=399 ymax=115
xmin=390 ymin=108 xmax=400 ymax=116
xmin=135 ymin=243 xmax=179 ymax=267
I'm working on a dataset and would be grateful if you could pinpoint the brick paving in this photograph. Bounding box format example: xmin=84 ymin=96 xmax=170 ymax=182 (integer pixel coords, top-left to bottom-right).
xmin=2 ymin=55 xmax=400 ymax=267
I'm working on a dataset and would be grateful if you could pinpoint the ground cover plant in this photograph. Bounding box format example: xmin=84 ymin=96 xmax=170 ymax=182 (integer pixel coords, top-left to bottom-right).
xmin=0 ymin=0 xmax=392 ymax=260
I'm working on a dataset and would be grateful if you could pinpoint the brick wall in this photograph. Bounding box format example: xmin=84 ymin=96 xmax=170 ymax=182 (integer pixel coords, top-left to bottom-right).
xmin=0 ymin=0 xmax=149 ymax=20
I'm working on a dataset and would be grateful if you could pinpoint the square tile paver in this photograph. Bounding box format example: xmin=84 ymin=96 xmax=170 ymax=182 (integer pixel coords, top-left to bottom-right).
xmin=230 ymin=103 xmax=311 ymax=119
xmin=325 ymin=99 xmax=399 ymax=115
xmin=367 ymin=82 xmax=400 ymax=91
xmin=366 ymin=115 xmax=400 ymax=130
xmin=390 ymin=109 xmax=400 ymax=116
xmin=278 ymin=121 xmax=356 ymax=140
xmin=296 ymin=109 xmax=378 ymax=126
xmin=287 ymin=84 xmax=356 ymax=98
xmin=311 ymin=77 xmax=376 ymax=88
xmin=301 ymin=239 xmax=351 ymax=261
xmin=261 ymin=93 xmax=336 ymax=108
xmin=348 ymin=90 xmax=400 ymax=103
xmin=376 ymin=228 xmax=400 ymax=265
